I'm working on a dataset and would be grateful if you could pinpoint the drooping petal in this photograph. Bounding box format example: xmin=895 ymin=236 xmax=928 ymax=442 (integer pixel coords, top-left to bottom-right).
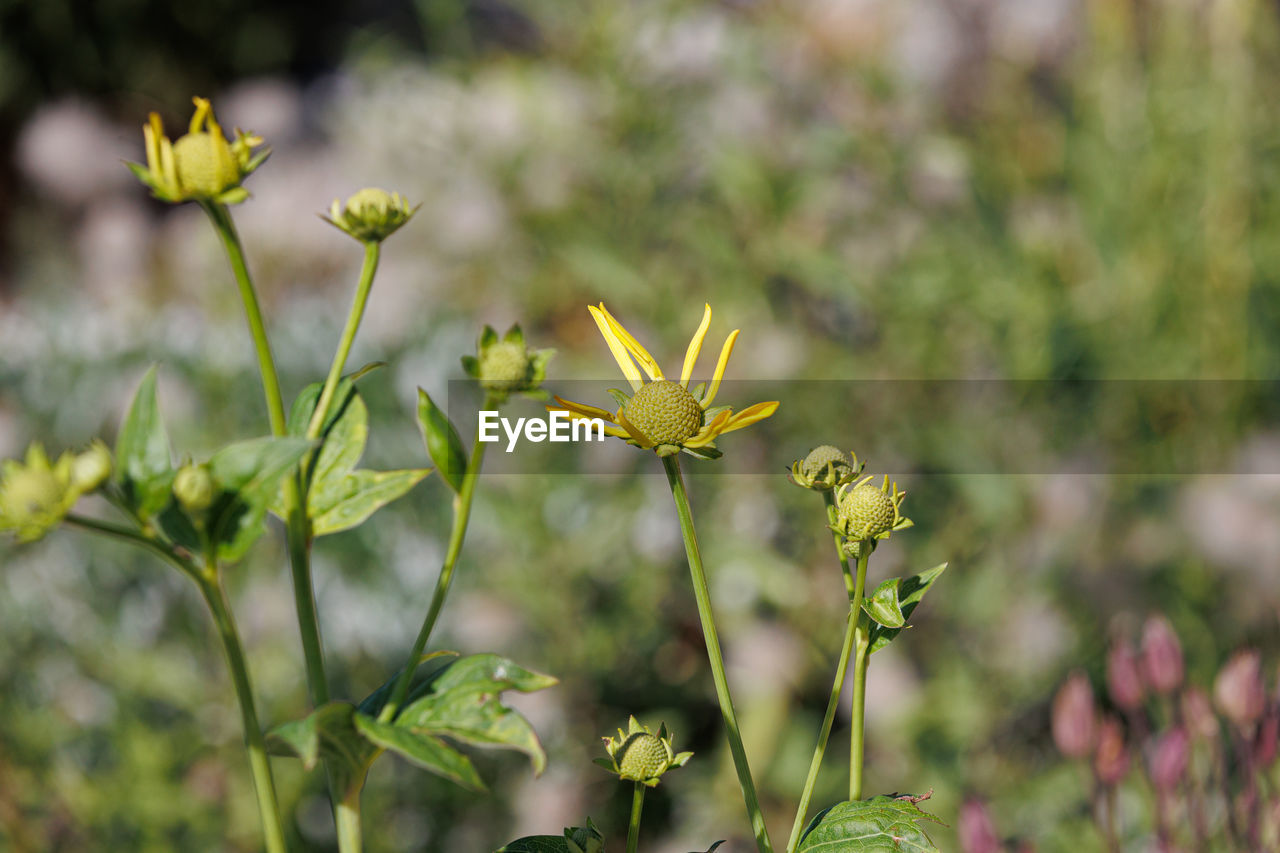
xmin=588 ymin=305 xmax=643 ymax=390
xmin=189 ymin=97 xmax=212 ymax=134
xmin=144 ymin=114 xmax=163 ymax=174
xmin=716 ymin=400 xmax=779 ymax=435
xmin=684 ymin=409 xmax=733 ymax=447
xmin=616 ymin=409 xmax=655 ymax=448
xmin=550 ymin=396 xmax=617 ymax=423
xmin=702 ymin=329 xmax=739 ymax=407
xmin=597 ymin=304 xmax=664 ymax=381
xmin=680 ymin=304 xmax=712 ymax=387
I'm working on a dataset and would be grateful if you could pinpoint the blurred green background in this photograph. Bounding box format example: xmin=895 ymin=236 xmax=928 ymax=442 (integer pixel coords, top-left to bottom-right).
xmin=2 ymin=0 xmax=1279 ymax=850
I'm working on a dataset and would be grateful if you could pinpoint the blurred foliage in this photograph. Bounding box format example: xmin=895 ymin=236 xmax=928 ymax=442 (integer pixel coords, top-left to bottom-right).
xmin=3 ymin=0 xmax=1280 ymax=851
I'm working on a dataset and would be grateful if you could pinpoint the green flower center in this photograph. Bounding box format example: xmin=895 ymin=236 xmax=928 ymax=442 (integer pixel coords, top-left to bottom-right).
xmin=1 ymin=467 xmax=65 ymax=519
xmin=623 ymin=380 xmax=703 ymax=446
xmin=802 ymin=445 xmax=852 ymax=483
xmin=839 ymin=483 xmax=897 ymax=539
xmin=173 ymin=132 xmax=239 ymax=197
xmin=479 ymin=341 xmax=531 ymax=390
xmin=618 ymin=733 xmax=668 ymax=781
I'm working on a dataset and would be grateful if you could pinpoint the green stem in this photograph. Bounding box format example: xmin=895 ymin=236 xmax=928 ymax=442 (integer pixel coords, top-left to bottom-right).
xmin=785 ymin=498 xmax=869 ymax=852
xmin=661 ymin=455 xmax=774 ymax=853
xmin=848 ymin=549 xmax=870 ymax=802
xmin=64 ymin=514 xmax=198 ymax=582
xmin=378 ymin=395 xmax=497 ymax=723
xmin=626 ymin=782 xmax=646 ymax=853
xmin=335 ymin=791 xmax=362 ymax=853
xmin=306 ymin=241 xmax=381 ymax=440
xmin=785 ymin=602 xmax=859 ymax=853
xmin=201 ymin=201 xmax=287 ymax=436
xmin=198 ymin=574 xmax=290 ymax=853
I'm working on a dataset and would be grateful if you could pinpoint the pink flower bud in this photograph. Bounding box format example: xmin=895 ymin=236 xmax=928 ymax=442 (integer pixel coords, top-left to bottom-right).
xmin=1182 ymin=687 xmax=1219 ymax=740
xmin=1107 ymin=638 xmax=1145 ymax=711
xmin=1094 ymin=716 xmax=1130 ymax=786
xmin=958 ymin=800 xmax=1003 ymax=853
xmin=1140 ymin=616 xmax=1184 ymax=694
xmin=1147 ymin=727 xmax=1189 ymax=793
xmin=1053 ymin=672 xmax=1097 ymax=759
xmin=1215 ymin=650 xmax=1266 ymax=729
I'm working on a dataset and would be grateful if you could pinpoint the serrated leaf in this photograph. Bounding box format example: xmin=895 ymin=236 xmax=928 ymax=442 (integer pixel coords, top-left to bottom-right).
xmin=311 ymin=469 xmax=430 ymax=536
xmin=391 ymin=654 xmax=556 ymax=775
xmin=266 ymin=702 xmax=379 ymax=797
xmin=861 ymin=578 xmax=905 ymax=629
xmin=353 ymin=712 xmax=485 ymax=791
xmin=417 ymin=389 xmax=467 ymax=493
xmin=868 ymin=563 xmax=948 ymax=655
xmin=206 ymin=437 xmax=312 ymax=563
xmin=115 ymin=367 xmax=173 ymax=519
xmin=797 ymin=796 xmax=943 ymax=853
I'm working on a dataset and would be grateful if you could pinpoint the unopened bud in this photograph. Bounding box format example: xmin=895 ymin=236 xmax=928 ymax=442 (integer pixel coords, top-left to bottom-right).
xmin=174 ymin=464 xmax=215 ymax=513
xmin=1214 ymin=650 xmax=1266 ymax=730
xmin=1094 ymin=716 xmax=1130 ymax=786
xmin=71 ymin=441 xmax=112 ymax=493
xmin=1140 ymin=615 xmax=1184 ymax=694
xmin=1107 ymin=637 xmax=1145 ymax=712
xmin=1147 ymin=727 xmax=1189 ymax=793
xmin=1052 ymin=672 xmax=1097 ymax=759
xmin=1182 ymin=687 xmax=1219 ymax=740
xmin=958 ymin=799 xmax=1003 ymax=853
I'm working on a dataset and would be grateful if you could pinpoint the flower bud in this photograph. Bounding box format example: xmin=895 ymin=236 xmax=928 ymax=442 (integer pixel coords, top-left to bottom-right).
xmin=1182 ymin=687 xmax=1219 ymax=740
xmin=564 ymin=820 xmax=604 ymax=853
xmin=1140 ymin=615 xmax=1184 ymax=694
xmin=599 ymin=716 xmax=692 ymax=787
xmin=1214 ymin=649 xmax=1266 ymax=730
xmin=480 ymin=341 xmax=536 ymax=394
xmin=1052 ymin=672 xmax=1097 ymax=759
xmin=0 ymin=443 xmax=78 ymax=542
xmin=789 ymin=445 xmax=861 ymax=490
xmin=71 ymin=441 xmax=113 ymax=493
xmin=174 ymin=464 xmax=215 ymax=513
xmin=1107 ymin=637 xmax=1145 ymax=712
xmin=324 ymin=188 xmax=416 ymax=243
xmin=958 ymin=799 xmax=1003 ymax=853
xmin=1094 ymin=716 xmax=1130 ymax=786
xmin=1147 ymin=727 xmax=1189 ymax=793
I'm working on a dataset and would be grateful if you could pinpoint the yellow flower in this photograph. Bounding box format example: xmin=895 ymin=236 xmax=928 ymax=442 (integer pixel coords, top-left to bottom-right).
xmin=0 ymin=444 xmax=80 ymax=543
xmin=552 ymin=303 xmax=778 ymax=459
xmin=127 ymin=97 xmax=268 ymax=205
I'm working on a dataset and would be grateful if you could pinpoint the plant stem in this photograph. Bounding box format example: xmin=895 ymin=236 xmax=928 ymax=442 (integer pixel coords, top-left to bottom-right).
xmin=661 ymin=455 xmax=774 ymax=853
xmin=198 ymin=573 xmax=290 ymax=853
xmin=378 ymin=396 xmax=497 ymax=723
xmin=848 ymin=629 xmax=870 ymax=802
xmin=65 ymin=514 xmax=198 ymax=582
xmin=201 ymin=202 xmax=287 ymax=436
xmin=786 ymin=602 xmax=859 ymax=853
xmin=785 ymin=497 xmax=869 ymax=852
xmin=335 ymin=790 xmax=362 ymax=853
xmin=626 ymin=782 xmax=646 ymax=853
xmin=305 ymin=241 xmax=381 ymax=440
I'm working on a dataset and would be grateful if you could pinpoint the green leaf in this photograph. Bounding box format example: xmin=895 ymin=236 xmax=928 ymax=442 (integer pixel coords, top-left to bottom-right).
xmin=206 ymin=437 xmax=312 ymax=563
xmin=502 ymin=324 xmax=525 ymax=346
xmin=689 ymin=844 xmax=725 ymax=853
xmin=478 ymin=325 xmax=499 ymax=350
xmin=417 ymin=388 xmax=468 ymax=493
xmin=357 ymin=652 xmax=461 ymax=718
xmin=391 ymin=654 xmax=557 ymax=775
xmin=114 ymin=367 xmax=173 ymax=519
xmin=861 ymin=578 xmax=905 ymax=629
xmin=311 ymin=469 xmax=430 ymax=536
xmin=495 ymin=838 xmax=571 ymax=853
xmin=353 ymin=712 xmax=485 ymax=791
xmin=461 ymin=354 xmax=481 ymax=378
xmin=605 ymin=388 xmax=630 ymax=409
xmin=797 ymin=795 xmax=944 ymax=853
xmin=266 ymin=702 xmax=379 ymax=797
xmin=867 ymin=563 xmax=948 ymax=655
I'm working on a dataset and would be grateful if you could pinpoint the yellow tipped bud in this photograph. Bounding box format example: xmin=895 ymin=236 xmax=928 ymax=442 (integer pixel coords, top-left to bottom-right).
xmin=173 ymin=464 xmax=215 ymax=513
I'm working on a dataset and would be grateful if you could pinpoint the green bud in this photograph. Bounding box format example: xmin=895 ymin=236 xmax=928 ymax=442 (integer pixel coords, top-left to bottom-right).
xmin=478 ymin=341 xmax=533 ymax=392
xmin=325 ymin=188 xmax=417 ymax=242
xmin=173 ymin=464 xmax=215 ymax=513
xmin=599 ymin=716 xmax=692 ymax=788
xmin=0 ymin=443 xmax=78 ymax=543
xmin=173 ymin=131 xmax=240 ymax=198
xmin=71 ymin=441 xmax=113 ymax=493
xmin=564 ymin=820 xmax=605 ymax=853
xmin=790 ymin=444 xmax=860 ymax=490
xmin=834 ymin=475 xmax=911 ymax=544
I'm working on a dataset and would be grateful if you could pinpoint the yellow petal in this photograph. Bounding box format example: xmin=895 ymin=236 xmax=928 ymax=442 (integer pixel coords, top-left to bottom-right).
xmin=550 ymin=396 xmax=617 ymax=423
xmin=159 ymin=137 xmax=178 ymax=193
xmin=588 ymin=305 xmax=643 ymax=390
xmin=717 ymin=401 xmax=779 ymax=435
xmin=616 ymin=409 xmax=655 ymax=448
xmin=144 ymin=114 xmax=164 ymax=174
xmin=680 ymin=304 xmax=712 ymax=387
xmin=702 ymin=329 xmax=739 ymax=407
xmin=597 ymin=304 xmax=663 ymax=381
xmin=189 ymin=97 xmax=212 ymax=135
xmin=684 ymin=409 xmax=733 ymax=447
